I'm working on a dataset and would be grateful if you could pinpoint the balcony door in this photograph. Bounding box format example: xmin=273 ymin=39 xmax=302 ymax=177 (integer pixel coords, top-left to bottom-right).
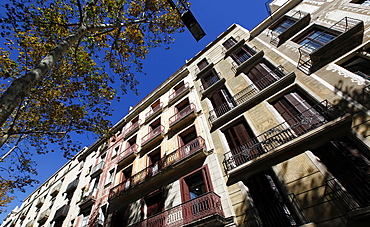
xmin=201 ymin=70 xmax=219 ymax=90
xmin=312 ymin=138 xmax=370 ymax=207
xmin=272 ymin=91 xmax=324 ymax=135
xmin=210 ymin=88 xmax=235 ymax=117
xmin=148 ymin=148 xmax=161 ymax=176
xmin=223 ymin=120 xmax=259 ymax=166
xmin=178 ymin=126 xmax=197 ymax=156
xmin=180 ymin=166 xmax=213 ymax=202
xmin=244 ymin=171 xmax=299 ymax=227
xmin=247 ymin=63 xmax=280 ymax=90
xmin=144 ymin=190 xmax=164 ymax=218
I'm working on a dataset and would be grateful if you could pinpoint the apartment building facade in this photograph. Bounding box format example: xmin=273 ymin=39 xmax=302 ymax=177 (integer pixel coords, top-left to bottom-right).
xmin=2 ymin=0 xmax=370 ymax=226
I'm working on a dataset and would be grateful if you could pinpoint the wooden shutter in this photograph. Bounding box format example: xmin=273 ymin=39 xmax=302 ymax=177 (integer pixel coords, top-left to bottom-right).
xmin=224 ymin=122 xmax=252 ymax=150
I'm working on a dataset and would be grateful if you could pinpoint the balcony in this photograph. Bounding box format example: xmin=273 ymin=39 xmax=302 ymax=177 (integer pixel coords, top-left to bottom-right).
xmin=50 ymin=182 xmax=62 ymax=197
xmin=37 ymin=209 xmax=51 ymax=223
xmin=90 ymin=161 xmax=104 ymax=178
xmin=298 ymin=17 xmax=363 ymax=74
xmin=209 ymin=66 xmax=295 ymax=129
xmin=195 ymin=63 xmax=215 ymax=78
xmin=168 ymin=83 xmax=190 ymax=105
xmin=222 ymin=36 xmax=245 ymax=56
xmin=35 ymin=197 xmax=45 ymax=208
xmin=269 ymin=11 xmax=310 ymax=46
xmin=200 ymin=72 xmax=226 ymax=98
xmin=231 ymin=47 xmax=264 ymax=75
xmin=117 ymin=144 xmax=137 ymax=165
xmin=141 ymin=125 xmax=165 ymax=148
xmin=53 ymin=205 xmax=70 ymax=221
xmin=145 ymin=103 xmax=163 ymax=123
xmin=169 ymin=104 xmax=197 ymax=128
xmin=65 ymin=178 xmax=79 ymax=193
xmin=79 ymin=195 xmax=96 ymax=210
xmin=223 ymin=100 xmax=351 ymax=184
xmin=325 ymin=171 xmax=370 ymax=219
xmin=25 ymin=220 xmax=34 ymax=227
xmin=124 ymin=120 xmax=141 ymax=139
xmin=244 ymin=194 xmax=310 ymax=227
xmin=109 ymin=137 xmax=206 ymax=201
xmin=129 ymin=191 xmax=228 ymax=227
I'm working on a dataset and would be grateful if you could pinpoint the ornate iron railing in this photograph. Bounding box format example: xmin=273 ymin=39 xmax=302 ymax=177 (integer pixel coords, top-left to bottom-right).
xmin=54 ymin=205 xmax=70 ymax=220
xmin=117 ymin=144 xmax=137 ymax=163
xmin=125 ymin=119 xmax=141 ymax=136
xmin=223 ymin=100 xmax=345 ymax=171
xmin=129 ymin=191 xmax=224 ymax=227
xmin=325 ymin=170 xmax=370 ymax=212
xmin=169 ymin=83 xmax=189 ymax=102
xmin=233 ymin=65 xmax=287 ymax=104
xmin=109 ymin=137 xmax=206 ymax=200
xmin=141 ymin=125 xmax=165 ymax=146
xmin=200 ymin=72 xmax=222 ymax=91
xmin=169 ymin=103 xmax=196 ymax=126
xmin=38 ymin=209 xmax=50 ymax=223
xmin=90 ymin=160 xmax=104 ymax=176
xmin=244 ymin=194 xmax=309 ymax=227
xmin=145 ymin=103 xmax=163 ymax=121
xmin=209 ymin=66 xmax=288 ymax=123
xmin=66 ymin=178 xmax=79 ymax=193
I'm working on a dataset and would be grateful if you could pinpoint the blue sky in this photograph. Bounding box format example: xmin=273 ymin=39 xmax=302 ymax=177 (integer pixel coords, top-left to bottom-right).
xmin=0 ymin=0 xmax=269 ymax=221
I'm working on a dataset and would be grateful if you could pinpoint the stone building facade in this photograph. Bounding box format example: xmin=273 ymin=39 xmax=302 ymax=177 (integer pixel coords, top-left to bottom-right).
xmin=2 ymin=0 xmax=370 ymax=226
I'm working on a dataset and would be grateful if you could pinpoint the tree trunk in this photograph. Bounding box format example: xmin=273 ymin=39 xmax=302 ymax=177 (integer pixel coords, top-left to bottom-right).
xmin=0 ymin=25 xmax=88 ymax=128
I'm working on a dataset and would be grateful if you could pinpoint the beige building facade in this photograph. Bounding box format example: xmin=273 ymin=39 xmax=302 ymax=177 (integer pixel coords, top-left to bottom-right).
xmin=2 ymin=0 xmax=370 ymax=226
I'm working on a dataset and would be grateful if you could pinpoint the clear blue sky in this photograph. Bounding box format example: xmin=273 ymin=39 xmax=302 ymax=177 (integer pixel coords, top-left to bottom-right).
xmin=0 ymin=0 xmax=268 ymax=221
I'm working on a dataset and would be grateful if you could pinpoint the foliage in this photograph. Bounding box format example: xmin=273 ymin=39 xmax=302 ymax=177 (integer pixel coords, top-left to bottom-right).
xmin=0 ymin=0 xmax=185 ymax=212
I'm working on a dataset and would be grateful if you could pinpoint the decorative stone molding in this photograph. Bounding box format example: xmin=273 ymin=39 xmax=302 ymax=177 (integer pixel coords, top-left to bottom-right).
xmin=326 ymin=63 xmax=368 ymax=85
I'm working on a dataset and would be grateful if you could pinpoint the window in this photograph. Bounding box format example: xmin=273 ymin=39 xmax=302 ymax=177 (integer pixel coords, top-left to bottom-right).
xmin=180 ymin=166 xmax=213 ymax=202
xmin=178 ymin=126 xmax=197 ymax=147
xmin=295 ymin=27 xmax=338 ymax=51
xmin=112 ymin=145 xmax=120 ymax=158
xmin=148 ymin=148 xmax=161 ymax=175
xmin=222 ymin=37 xmax=237 ymax=50
xmin=351 ymin=0 xmax=370 ymax=5
xmin=209 ymin=87 xmax=236 ymax=117
xmin=120 ymin=167 xmax=132 ymax=190
xmin=197 ymin=59 xmax=209 ymax=71
xmin=201 ymin=69 xmax=220 ymax=90
xmin=271 ymin=17 xmax=297 ymax=34
xmin=340 ymin=48 xmax=370 ymax=80
xmin=149 ymin=118 xmax=161 ymax=132
xmin=247 ymin=62 xmax=281 ymax=90
xmin=312 ymin=138 xmax=370 ymax=208
xmin=106 ymin=169 xmax=115 ymax=185
xmin=244 ymin=171 xmax=300 ymax=226
xmin=144 ymin=190 xmax=164 ymax=218
xmin=272 ymin=91 xmax=325 ymax=134
xmin=223 ymin=119 xmax=261 ymax=165
xmin=231 ymin=45 xmax=256 ymax=65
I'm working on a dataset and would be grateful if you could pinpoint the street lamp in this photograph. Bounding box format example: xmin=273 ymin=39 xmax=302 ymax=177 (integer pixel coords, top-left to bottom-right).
xmin=167 ymin=0 xmax=206 ymax=41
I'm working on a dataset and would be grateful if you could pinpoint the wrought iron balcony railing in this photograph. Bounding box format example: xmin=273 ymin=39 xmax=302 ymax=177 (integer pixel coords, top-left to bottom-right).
xmin=233 ymin=65 xmax=287 ymax=104
xmin=37 ymin=209 xmax=50 ymax=223
xmin=141 ymin=125 xmax=165 ymax=147
xmin=244 ymin=194 xmax=309 ymax=227
xmin=200 ymin=72 xmax=222 ymax=91
xmin=66 ymin=178 xmax=79 ymax=193
xmin=125 ymin=119 xmax=141 ymax=138
xmin=169 ymin=83 xmax=189 ymax=102
xmin=209 ymin=66 xmax=288 ymax=123
xmin=169 ymin=103 xmax=196 ymax=127
xmin=54 ymin=204 xmax=70 ymax=220
xmin=223 ymin=100 xmax=345 ymax=171
xmin=129 ymin=191 xmax=224 ymax=227
xmin=117 ymin=144 xmax=138 ymax=163
xmin=325 ymin=171 xmax=370 ymax=212
xmin=90 ymin=160 xmax=104 ymax=177
xmin=145 ymin=103 xmax=163 ymax=121
xmin=109 ymin=137 xmax=206 ymax=200
xmin=50 ymin=182 xmax=62 ymax=197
